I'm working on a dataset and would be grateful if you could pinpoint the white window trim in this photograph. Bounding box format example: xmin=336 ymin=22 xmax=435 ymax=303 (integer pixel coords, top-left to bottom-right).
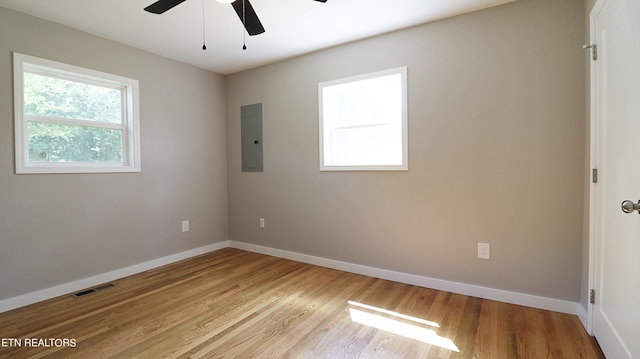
xmin=13 ymin=52 xmax=141 ymax=174
xmin=318 ymin=67 xmax=408 ymax=171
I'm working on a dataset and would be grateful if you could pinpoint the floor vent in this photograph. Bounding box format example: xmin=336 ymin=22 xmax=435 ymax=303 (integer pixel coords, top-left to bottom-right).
xmin=72 ymin=283 xmax=116 ymax=298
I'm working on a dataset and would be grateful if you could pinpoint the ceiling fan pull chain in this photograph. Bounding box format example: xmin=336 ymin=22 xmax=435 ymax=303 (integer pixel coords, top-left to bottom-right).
xmin=202 ymin=0 xmax=207 ymax=50
xmin=242 ymin=0 xmax=247 ymax=50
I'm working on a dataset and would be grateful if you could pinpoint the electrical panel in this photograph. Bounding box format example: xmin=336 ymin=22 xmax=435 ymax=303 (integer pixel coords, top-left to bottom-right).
xmin=241 ymin=103 xmax=263 ymax=172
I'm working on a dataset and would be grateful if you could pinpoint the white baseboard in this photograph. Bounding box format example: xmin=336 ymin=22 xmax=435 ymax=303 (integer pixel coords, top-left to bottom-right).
xmin=229 ymin=241 xmax=583 ymax=316
xmin=1 ymin=240 xmax=583 ymax=319
xmin=0 ymin=241 xmax=229 ymax=313
xmin=576 ymin=303 xmax=590 ymax=332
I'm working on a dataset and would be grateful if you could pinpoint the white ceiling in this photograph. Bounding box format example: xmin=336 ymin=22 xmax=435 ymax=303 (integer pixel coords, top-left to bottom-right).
xmin=0 ymin=0 xmax=515 ymax=75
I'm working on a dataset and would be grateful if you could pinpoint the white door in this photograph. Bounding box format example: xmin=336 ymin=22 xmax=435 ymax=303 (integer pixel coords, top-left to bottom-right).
xmin=591 ymin=0 xmax=640 ymax=357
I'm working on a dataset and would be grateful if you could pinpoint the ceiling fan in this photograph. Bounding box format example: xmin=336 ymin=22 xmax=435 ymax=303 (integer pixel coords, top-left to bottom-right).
xmin=144 ymin=0 xmax=328 ymax=36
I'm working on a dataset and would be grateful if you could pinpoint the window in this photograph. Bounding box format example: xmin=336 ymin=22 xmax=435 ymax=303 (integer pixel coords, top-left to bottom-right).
xmin=319 ymin=67 xmax=408 ymax=171
xmin=13 ymin=53 xmax=141 ymax=174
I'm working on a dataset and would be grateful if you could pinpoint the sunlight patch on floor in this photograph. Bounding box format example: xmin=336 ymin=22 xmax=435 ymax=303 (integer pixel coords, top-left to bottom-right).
xmin=347 ymin=301 xmax=459 ymax=352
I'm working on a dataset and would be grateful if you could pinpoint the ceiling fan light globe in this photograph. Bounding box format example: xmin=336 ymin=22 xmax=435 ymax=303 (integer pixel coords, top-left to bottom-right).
xmin=216 ymin=0 xmax=236 ymax=4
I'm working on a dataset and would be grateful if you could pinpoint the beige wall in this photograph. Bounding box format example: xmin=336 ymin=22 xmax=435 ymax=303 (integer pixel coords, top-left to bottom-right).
xmin=226 ymin=0 xmax=586 ymax=301
xmin=0 ymin=8 xmax=228 ymax=300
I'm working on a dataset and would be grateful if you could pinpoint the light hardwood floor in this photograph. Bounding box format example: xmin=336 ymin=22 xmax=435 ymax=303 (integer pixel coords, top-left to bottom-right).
xmin=0 ymin=248 xmax=604 ymax=358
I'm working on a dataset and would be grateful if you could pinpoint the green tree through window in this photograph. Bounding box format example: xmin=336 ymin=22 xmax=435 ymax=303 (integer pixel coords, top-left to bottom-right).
xmin=24 ymin=72 xmax=124 ymax=163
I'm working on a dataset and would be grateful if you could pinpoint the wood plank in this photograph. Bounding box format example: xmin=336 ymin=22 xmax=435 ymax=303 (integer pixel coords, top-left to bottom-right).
xmin=0 ymin=248 xmax=606 ymax=359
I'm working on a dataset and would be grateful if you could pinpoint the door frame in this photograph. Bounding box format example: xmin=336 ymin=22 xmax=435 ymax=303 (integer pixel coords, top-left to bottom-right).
xmin=586 ymin=0 xmax=602 ymax=336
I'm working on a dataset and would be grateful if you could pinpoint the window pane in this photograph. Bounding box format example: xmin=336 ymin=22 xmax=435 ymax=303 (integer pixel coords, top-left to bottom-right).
xmin=323 ymin=74 xmax=401 ymax=128
xmin=328 ymin=125 xmax=403 ymax=166
xmin=28 ymin=122 xmax=123 ymax=163
xmin=24 ymin=72 xmax=122 ymax=124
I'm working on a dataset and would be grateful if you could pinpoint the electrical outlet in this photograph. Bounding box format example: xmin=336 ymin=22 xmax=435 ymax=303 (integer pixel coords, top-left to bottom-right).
xmin=477 ymin=242 xmax=490 ymax=260
xmin=259 ymin=218 xmax=265 ymax=229
xmin=182 ymin=220 xmax=190 ymax=233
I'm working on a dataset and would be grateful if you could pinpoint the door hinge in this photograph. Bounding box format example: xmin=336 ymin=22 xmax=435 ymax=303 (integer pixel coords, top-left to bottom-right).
xmin=590 ymin=289 xmax=596 ymax=304
xmin=583 ymin=44 xmax=597 ymax=61
xmin=592 ymin=168 xmax=598 ymax=183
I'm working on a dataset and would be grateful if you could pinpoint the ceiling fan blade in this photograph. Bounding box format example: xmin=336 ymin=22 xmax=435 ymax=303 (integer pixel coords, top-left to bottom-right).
xmin=144 ymin=0 xmax=187 ymax=14
xmin=231 ymin=0 xmax=266 ymax=36
xmin=314 ymin=0 xmax=328 ymax=2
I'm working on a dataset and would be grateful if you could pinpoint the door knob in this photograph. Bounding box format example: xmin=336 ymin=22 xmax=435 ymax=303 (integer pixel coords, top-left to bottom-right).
xmin=621 ymin=200 xmax=640 ymax=214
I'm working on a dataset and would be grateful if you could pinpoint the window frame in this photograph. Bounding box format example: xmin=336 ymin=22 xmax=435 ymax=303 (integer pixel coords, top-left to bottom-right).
xmin=318 ymin=67 xmax=408 ymax=171
xmin=13 ymin=52 xmax=141 ymax=174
